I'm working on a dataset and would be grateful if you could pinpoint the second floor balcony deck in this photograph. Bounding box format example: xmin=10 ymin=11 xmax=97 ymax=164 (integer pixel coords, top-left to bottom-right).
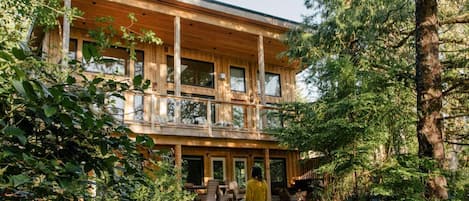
xmin=113 ymin=91 xmax=284 ymax=141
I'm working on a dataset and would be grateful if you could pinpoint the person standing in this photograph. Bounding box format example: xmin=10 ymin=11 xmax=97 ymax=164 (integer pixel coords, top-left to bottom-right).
xmin=245 ymin=166 xmax=268 ymax=201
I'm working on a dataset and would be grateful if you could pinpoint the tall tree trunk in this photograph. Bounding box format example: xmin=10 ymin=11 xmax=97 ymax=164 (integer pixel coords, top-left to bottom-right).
xmin=415 ymin=0 xmax=448 ymax=199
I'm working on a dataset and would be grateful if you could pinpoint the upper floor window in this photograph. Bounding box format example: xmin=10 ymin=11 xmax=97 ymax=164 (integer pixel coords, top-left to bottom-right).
xmin=258 ymin=72 xmax=282 ymax=97
xmin=167 ymin=56 xmax=214 ymax=88
xmin=230 ymin=66 xmax=246 ymax=92
xmin=82 ymin=41 xmax=144 ymax=76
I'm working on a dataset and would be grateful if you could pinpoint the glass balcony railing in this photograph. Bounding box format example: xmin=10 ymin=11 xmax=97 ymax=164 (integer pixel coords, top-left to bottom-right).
xmin=121 ymin=91 xmax=283 ymax=133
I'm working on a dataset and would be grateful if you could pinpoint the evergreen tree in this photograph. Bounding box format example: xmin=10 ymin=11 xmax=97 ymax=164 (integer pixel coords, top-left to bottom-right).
xmin=277 ymin=0 xmax=468 ymax=200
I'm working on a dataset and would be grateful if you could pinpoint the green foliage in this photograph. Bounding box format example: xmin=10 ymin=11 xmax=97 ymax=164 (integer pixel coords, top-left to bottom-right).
xmin=0 ymin=43 xmax=194 ymax=201
xmin=278 ymin=0 xmax=469 ymax=200
xmin=88 ymin=13 xmax=163 ymax=61
xmin=0 ymin=1 xmax=192 ymax=199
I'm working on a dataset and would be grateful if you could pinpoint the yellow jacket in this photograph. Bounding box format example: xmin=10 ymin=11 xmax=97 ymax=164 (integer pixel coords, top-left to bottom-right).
xmin=245 ymin=179 xmax=268 ymax=201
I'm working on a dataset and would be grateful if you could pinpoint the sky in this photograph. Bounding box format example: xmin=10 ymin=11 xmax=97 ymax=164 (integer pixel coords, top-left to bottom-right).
xmin=215 ymin=0 xmax=310 ymax=23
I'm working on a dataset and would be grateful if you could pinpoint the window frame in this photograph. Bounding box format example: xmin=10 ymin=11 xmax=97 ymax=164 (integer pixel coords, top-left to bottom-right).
xmin=233 ymin=158 xmax=248 ymax=188
xmin=166 ymin=55 xmax=215 ymax=89
xmin=257 ymin=72 xmax=282 ymax=97
xmin=211 ymin=157 xmax=226 ymax=182
xmin=81 ymin=41 xmax=144 ymax=77
xmin=230 ymin=66 xmax=246 ymax=93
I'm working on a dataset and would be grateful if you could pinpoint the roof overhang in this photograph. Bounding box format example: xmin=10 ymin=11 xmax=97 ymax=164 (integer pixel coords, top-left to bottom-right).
xmin=172 ymin=0 xmax=300 ymax=29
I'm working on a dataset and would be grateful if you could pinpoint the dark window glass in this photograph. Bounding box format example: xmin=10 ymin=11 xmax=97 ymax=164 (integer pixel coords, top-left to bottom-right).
xmin=183 ymin=156 xmax=204 ymax=185
xmin=167 ymin=56 xmax=214 ymax=88
xmin=253 ymin=158 xmax=287 ymax=195
xmin=257 ymin=72 xmax=282 ymax=97
xmin=270 ymin=159 xmax=287 ymax=192
xmin=212 ymin=159 xmax=225 ymax=182
xmin=230 ymin=67 xmax=246 ymax=92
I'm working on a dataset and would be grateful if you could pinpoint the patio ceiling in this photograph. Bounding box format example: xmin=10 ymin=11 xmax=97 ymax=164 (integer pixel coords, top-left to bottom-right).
xmin=71 ymin=0 xmax=293 ymax=67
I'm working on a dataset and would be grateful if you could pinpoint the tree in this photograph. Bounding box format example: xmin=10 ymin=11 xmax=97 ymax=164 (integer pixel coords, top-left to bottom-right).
xmin=415 ymin=0 xmax=447 ymax=199
xmin=277 ymin=0 xmax=468 ymax=200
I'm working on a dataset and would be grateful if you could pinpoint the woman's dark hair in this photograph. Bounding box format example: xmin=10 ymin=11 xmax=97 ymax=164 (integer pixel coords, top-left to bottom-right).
xmin=251 ymin=166 xmax=263 ymax=181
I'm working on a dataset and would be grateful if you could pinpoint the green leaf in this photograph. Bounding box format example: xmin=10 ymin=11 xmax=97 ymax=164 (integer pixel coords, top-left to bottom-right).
xmin=0 ymin=50 xmax=14 ymax=62
xmin=9 ymin=174 xmax=31 ymax=187
xmin=12 ymin=80 xmax=26 ymax=97
xmin=133 ymin=75 xmax=143 ymax=87
xmin=22 ymin=81 xmax=37 ymax=100
xmin=43 ymin=105 xmax=58 ymax=117
xmin=0 ymin=166 xmax=8 ymax=176
xmin=136 ymin=135 xmax=154 ymax=148
xmin=4 ymin=126 xmax=27 ymax=145
xmin=12 ymin=47 xmax=26 ymax=60
xmin=66 ymin=76 xmax=76 ymax=84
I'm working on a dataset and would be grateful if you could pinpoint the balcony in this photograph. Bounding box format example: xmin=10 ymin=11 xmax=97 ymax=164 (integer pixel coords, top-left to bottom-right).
xmin=117 ymin=91 xmax=283 ymax=141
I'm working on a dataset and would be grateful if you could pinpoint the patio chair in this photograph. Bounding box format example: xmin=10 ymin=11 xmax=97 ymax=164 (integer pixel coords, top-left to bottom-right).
xmin=227 ymin=181 xmax=245 ymax=201
xmin=200 ymin=180 xmax=220 ymax=201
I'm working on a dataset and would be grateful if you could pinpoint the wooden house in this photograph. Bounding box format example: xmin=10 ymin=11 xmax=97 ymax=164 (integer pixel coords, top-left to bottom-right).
xmin=43 ymin=0 xmax=301 ymax=198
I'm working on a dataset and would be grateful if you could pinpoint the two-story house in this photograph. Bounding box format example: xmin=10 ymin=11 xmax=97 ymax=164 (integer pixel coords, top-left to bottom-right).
xmin=42 ymin=0 xmax=301 ymax=198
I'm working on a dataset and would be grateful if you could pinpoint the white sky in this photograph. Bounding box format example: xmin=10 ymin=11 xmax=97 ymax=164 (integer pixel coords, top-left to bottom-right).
xmin=215 ymin=0 xmax=309 ymax=22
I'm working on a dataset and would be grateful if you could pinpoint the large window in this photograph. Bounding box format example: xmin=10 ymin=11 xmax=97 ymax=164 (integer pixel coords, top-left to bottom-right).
xmin=258 ymin=72 xmax=282 ymax=97
xmin=183 ymin=156 xmax=204 ymax=185
xmin=253 ymin=158 xmax=287 ymax=195
xmin=82 ymin=42 xmax=144 ymax=76
xmin=167 ymin=92 xmax=216 ymax=124
xmin=211 ymin=157 xmax=226 ymax=182
xmin=230 ymin=66 xmax=246 ymax=92
xmin=167 ymin=56 xmax=214 ymax=88
xmin=270 ymin=158 xmax=287 ymax=194
xmin=233 ymin=158 xmax=247 ymax=189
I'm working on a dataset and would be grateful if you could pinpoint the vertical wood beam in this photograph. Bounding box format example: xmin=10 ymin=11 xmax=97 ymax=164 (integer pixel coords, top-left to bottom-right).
xmin=264 ymin=148 xmax=271 ymax=201
xmin=61 ymin=0 xmax=71 ymax=67
xmin=175 ymin=144 xmax=182 ymax=179
xmin=258 ymin=35 xmax=266 ymax=129
xmin=258 ymin=35 xmax=266 ymax=105
xmin=174 ymin=16 xmax=182 ymax=123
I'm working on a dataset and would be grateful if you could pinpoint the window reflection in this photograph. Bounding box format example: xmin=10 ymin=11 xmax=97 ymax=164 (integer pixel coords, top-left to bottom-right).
xmin=167 ymin=56 xmax=214 ymax=88
xmin=257 ymin=72 xmax=282 ymax=97
xmin=167 ymin=91 xmax=216 ymax=124
xmin=230 ymin=67 xmax=246 ymax=92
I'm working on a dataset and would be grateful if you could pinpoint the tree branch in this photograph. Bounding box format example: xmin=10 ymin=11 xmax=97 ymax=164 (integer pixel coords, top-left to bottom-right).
xmin=440 ymin=13 xmax=469 ymax=25
xmin=445 ymin=141 xmax=469 ymax=146
xmin=443 ymin=79 xmax=469 ymax=96
xmin=440 ymin=113 xmax=469 ymax=121
xmin=389 ymin=30 xmax=415 ymax=48
xmin=439 ymin=38 xmax=469 ymax=46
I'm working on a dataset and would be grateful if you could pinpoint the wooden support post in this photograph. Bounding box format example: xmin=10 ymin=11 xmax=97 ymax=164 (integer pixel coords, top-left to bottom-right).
xmin=174 ymin=16 xmax=182 ymax=124
xmin=264 ymin=148 xmax=272 ymax=201
xmin=175 ymin=144 xmax=182 ymax=179
xmin=258 ymin=35 xmax=267 ymax=129
xmin=61 ymin=0 xmax=71 ymax=67
xmin=258 ymin=35 xmax=266 ymax=105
